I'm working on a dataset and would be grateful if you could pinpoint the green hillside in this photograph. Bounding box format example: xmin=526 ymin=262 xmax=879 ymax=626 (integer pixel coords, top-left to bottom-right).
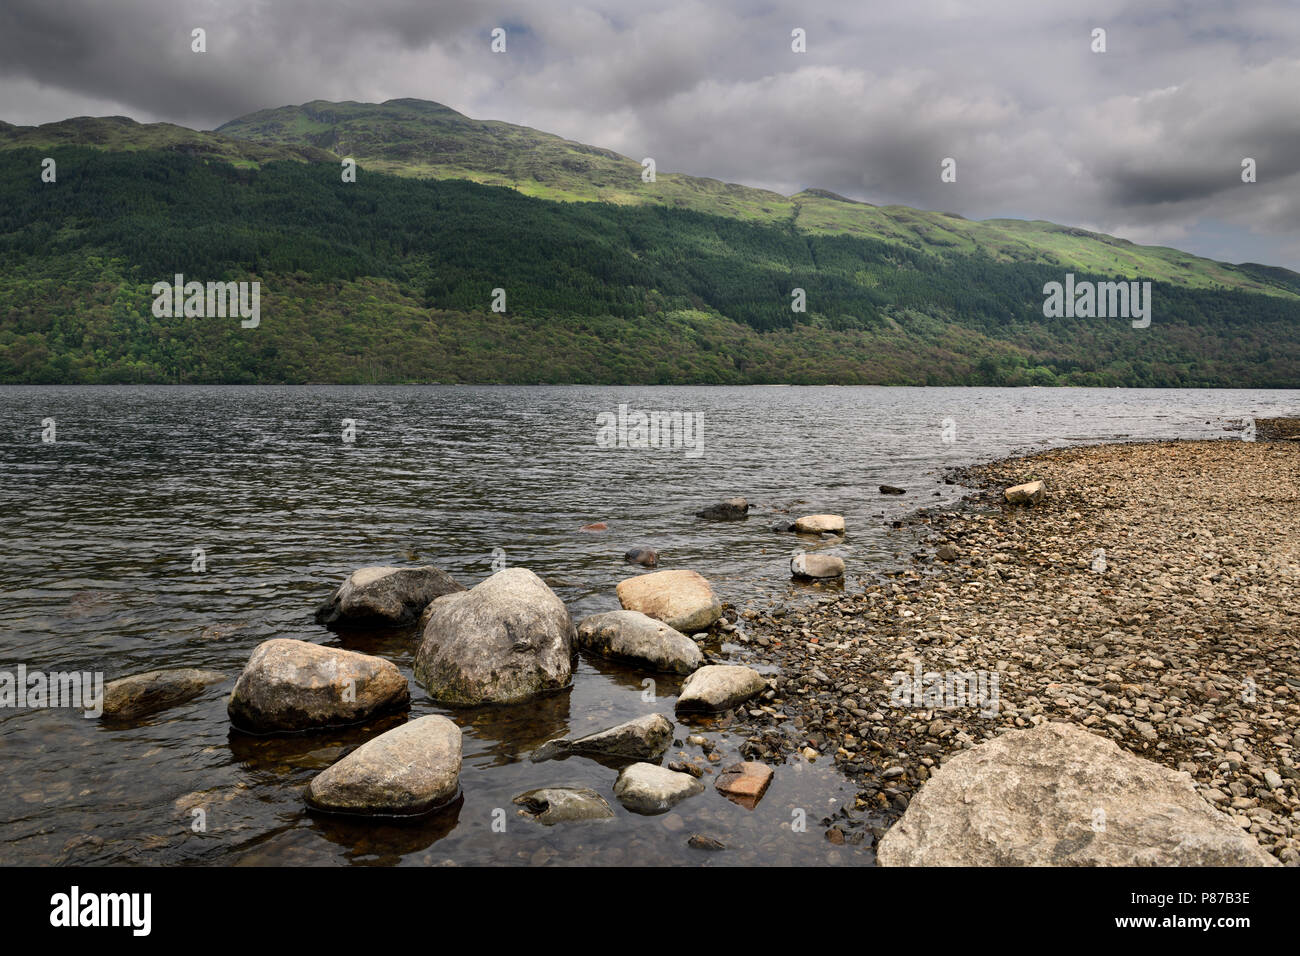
xmin=0 ymin=99 xmax=1296 ymax=386
xmin=214 ymin=99 xmax=1298 ymax=298
xmin=1 ymin=145 xmax=1295 ymax=386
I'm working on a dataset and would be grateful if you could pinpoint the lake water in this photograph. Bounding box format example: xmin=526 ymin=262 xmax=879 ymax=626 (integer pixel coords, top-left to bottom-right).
xmin=0 ymin=385 xmax=1295 ymax=865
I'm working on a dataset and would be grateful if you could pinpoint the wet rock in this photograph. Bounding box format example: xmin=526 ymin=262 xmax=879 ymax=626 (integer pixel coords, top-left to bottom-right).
xmin=228 ymin=639 xmax=409 ymax=733
xmin=576 ymin=609 xmax=703 ymax=674
xmin=879 ymin=485 xmax=906 ymax=495
xmin=623 ymin=546 xmax=659 ymax=567
xmin=935 ymin=542 xmax=960 ymax=562
xmin=688 ymin=834 xmax=726 ymax=851
xmin=676 ymin=664 xmax=767 ymax=713
xmin=613 ymin=762 xmax=705 ymax=814
xmin=513 ymin=787 xmax=615 ymax=825
xmin=532 ymin=713 xmax=674 ymax=763
xmin=771 ymin=520 xmax=795 ymax=532
xmin=414 ymin=568 xmax=575 ymax=705
xmin=305 ymin=715 xmax=461 ymax=816
xmin=101 ymin=668 xmax=225 ymax=720
xmin=791 ymin=553 xmax=845 ymax=579
xmin=616 ymin=569 xmax=722 ymax=633
xmin=697 ymin=497 xmax=750 ymax=521
xmin=715 ymin=761 xmax=774 ymax=808
xmin=877 ymin=722 xmax=1279 ymax=866
xmin=794 ymin=514 xmax=845 ymax=535
xmin=1004 ymin=480 xmax=1046 ymax=505
xmin=314 ymin=566 xmax=464 ymax=627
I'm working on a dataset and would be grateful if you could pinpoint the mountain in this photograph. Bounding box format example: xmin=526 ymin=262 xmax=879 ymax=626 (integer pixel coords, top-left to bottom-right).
xmin=214 ymin=99 xmax=1297 ymax=297
xmin=0 ymin=99 xmax=1296 ymax=386
xmin=0 ymin=114 xmax=336 ymax=166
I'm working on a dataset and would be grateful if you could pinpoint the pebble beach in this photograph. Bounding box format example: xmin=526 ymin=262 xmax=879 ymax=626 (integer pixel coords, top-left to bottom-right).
xmin=725 ymin=438 xmax=1300 ymax=863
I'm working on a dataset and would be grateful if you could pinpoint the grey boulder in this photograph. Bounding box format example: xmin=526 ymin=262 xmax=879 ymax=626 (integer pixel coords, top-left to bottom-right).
xmin=877 ymin=722 xmax=1280 ymax=867
xmin=675 ymin=664 xmax=767 ymax=713
xmin=101 ymin=668 xmax=226 ymax=721
xmin=228 ymin=639 xmax=409 ymax=733
xmin=1004 ymin=480 xmax=1046 ymax=506
xmin=623 ymin=546 xmax=659 ymax=567
xmin=513 ymin=787 xmax=615 ymax=824
xmin=613 ymin=762 xmax=705 ymax=814
xmin=532 ymin=713 xmax=674 ymax=763
xmin=696 ymin=497 xmax=750 ymax=521
xmin=315 ymin=565 xmax=465 ymax=627
xmin=576 ymin=610 xmax=703 ymax=674
xmin=305 ymin=715 xmax=462 ymax=816
xmin=414 ymin=567 xmax=575 ymax=705
xmin=615 ymin=569 xmax=722 ymax=633
xmin=790 ymin=553 xmax=845 ymax=579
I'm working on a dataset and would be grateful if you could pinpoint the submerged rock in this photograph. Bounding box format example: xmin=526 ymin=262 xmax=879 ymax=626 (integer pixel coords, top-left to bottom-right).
xmin=228 ymin=639 xmax=409 ymax=733
xmin=414 ymin=567 xmax=575 ymax=705
xmin=513 ymin=787 xmax=615 ymax=824
xmin=616 ymin=569 xmax=722 ymax=633
xmin=613 ymin=762 xmax=705 ymax=814
xmin=314 ymin=565 xmax=464 ymax=627
xmin=533 ymin=713 xmax=674 ymax=763
xmin=877 ymin=722 xmax=1280 ymax=867
xmin=793 ymin=514 xmax=845 ymax=535
xmin=576 ymin=609 xmax=703 ymax=674
xmin=1004 ymin=480 xmax=1046 ymax=505
xmin=791 ymin=553 xmax=845 ymax=579
xmin=675 ymin=664 xmax=767 ymax=713
xmin=623 ymin=546 xmax=659 ymax=567
xmin=305 ymin=715 xmax=461 ymax=816
xmin=688 ymin=834 xmax=726 ymax=851
xmin=696 ymin=497 xmax=750 ymax=521
xmin=879 ymin=485 xmax=906 ymax=495
xmin=715 ymin=761 xmax=774 ymax=809
xmin=101 ymin=668 xmax=226 ymax=721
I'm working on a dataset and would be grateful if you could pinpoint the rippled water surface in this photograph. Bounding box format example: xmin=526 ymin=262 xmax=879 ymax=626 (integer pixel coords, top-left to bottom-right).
xmin=0 ymin=385 xmax=1295 ymax=865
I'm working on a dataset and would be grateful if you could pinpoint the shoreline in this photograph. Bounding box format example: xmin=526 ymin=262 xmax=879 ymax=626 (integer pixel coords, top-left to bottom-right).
xmin=725 ymin=437 xmax=1300 ymax=863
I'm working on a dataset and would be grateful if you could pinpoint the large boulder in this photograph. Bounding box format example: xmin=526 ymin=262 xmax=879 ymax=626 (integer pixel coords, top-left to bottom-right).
xmin=793 ymin=514 xmax=845 ymax=535
xmin=532 ymin=713 xmax=674 ymax=763
xmin=414 ymin=567 xmax=575 ymax=705
xmin=696 ymin=497 xmax=750 ymax=521
xmin=877 ymin=722 xmax=1280 ymax=867
xmin=228 ymin=639 xmax=409 ymax=733
xmin=305 ymin=715 xmax=462 ymax=816
xmin=314 ymin=565 xmax=464 ymax=627
xmin=576 ymin=610 xmax=703 ymax=674
xmin=101 ymin=668 xmax=226 ymax=721
xmin=613 ymin=762 xmax=705 ymax=814
xmin=513 ymin=787 xmax=615 ymax=825
xmin=1004 ymin=480 xmax=1046 ymax=506
xmin=791 ymin=553 xmax=845 ymax=579
xmin=675 ymin=664 xmax=767 ymax=713
xmin=615 ymin=569 xmax=722 ymax=633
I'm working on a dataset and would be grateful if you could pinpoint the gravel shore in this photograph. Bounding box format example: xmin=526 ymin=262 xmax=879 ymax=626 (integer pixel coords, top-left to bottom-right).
xmin=725 ymin=439 xmax=1300 ymax=863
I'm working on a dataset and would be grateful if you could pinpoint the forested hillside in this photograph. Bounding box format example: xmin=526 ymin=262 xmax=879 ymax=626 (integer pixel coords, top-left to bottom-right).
xmin=0 ymin=142 xmax=1296 ymax=385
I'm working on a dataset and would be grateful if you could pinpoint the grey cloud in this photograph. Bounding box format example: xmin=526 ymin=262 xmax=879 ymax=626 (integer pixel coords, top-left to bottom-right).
xmin=0 ymin=0 xmax=1297 ymax=267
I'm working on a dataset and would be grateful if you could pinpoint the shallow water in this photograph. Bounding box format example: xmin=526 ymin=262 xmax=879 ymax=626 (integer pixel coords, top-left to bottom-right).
xmin=0 ymin=385 xmax=1294 ymax=865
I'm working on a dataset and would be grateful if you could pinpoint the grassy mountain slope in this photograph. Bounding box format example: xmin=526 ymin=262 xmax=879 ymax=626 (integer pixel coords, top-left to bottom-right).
xmin=1 ymin=146 xmax=1295 ymax=386
xmin=215 ymin=99 xmax=1297 ymax=298
xmin=0 ymin=115 xmax=336 ymax=167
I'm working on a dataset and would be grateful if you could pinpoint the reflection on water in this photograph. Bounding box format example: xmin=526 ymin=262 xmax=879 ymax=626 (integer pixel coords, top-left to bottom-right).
xmin=0 ymin=385 xmax=1293 ymax=865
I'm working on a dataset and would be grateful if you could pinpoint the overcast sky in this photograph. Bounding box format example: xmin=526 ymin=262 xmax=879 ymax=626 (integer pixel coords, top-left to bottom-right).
xmin=3 ymin=0 xmax=1298 ymax=269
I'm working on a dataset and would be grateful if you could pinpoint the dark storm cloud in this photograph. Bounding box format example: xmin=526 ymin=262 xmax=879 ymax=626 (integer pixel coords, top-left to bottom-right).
xmin=1 ymin=0 xmax=1298 ymax=267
